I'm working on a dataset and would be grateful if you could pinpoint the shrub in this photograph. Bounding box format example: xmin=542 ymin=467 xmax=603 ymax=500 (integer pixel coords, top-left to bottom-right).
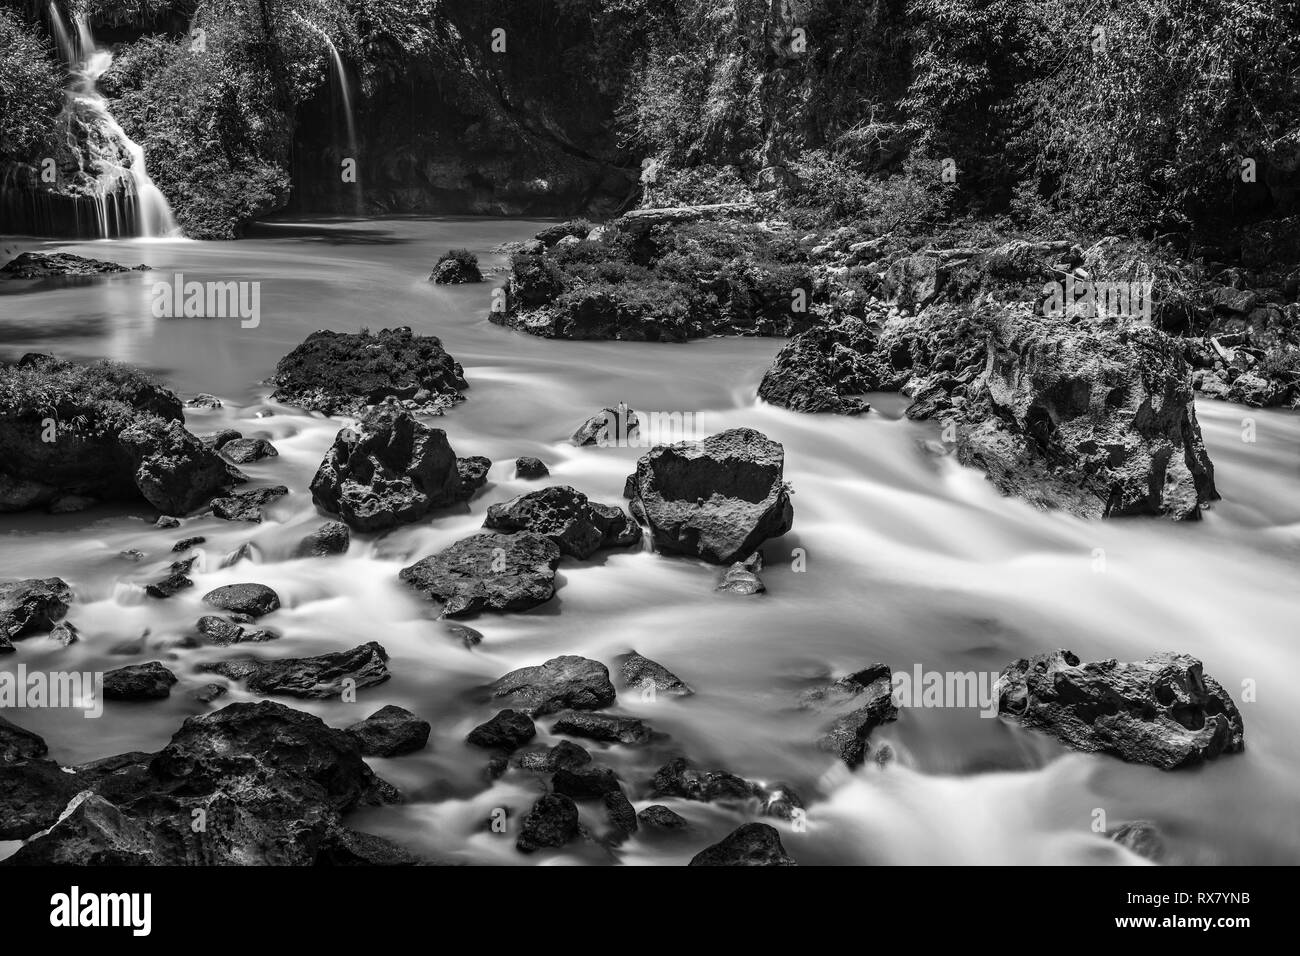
xmin=0 ymin=10 xmax=62 ymax=162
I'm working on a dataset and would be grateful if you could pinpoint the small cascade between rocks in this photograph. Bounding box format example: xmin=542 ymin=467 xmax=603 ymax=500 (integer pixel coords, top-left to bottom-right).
xmin=0 ymin=6 xmax=178 ymax=238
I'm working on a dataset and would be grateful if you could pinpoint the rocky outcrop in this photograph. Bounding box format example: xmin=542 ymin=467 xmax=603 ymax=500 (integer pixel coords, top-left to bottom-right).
xmin=310 ymin=402 xmax=489 ymax=532
xmin=483 ymin=485 xmax=641 ymax=558
xmin=0 ymin=577 xmax=72 ymax=650
xmin=758 ymin=315 xmax=878 ymax=414
xmin=0 ymin=251 xmax=148 ymax=279
xmin=489 ymin=656 xmax=616 ymax=716
xmin=198 ymin=642 xmax=391 ymax=700
xmin=400 ymin=531 xmax=561 ymax=616
xmin=689 ymin=822 xmax=796 ymax=866
xmin=271 ymin=328 xmax=469 ymax=416
xmin=625 ymin=428 xmax=794 ymax=564
xmin=996 ymin=650 xmax=1245 ymax=769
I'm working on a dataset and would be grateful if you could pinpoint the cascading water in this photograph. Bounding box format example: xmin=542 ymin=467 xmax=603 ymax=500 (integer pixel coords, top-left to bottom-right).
xmin=297 ymin=15 xmax=363 ymax=215
xmin=0 ymin=6 xmax=177 ymax=239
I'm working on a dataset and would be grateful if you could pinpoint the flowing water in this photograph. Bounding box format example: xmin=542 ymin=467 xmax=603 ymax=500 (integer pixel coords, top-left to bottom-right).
xmin=1 ymin=217 xmax=1298 ymax=865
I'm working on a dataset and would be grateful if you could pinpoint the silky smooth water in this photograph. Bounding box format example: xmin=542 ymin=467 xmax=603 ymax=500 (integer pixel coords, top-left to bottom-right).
xmin=1 ymin=217 xmax=1298 ymax=865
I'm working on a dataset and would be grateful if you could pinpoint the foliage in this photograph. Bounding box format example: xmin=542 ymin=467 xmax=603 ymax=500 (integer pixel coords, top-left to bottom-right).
xmin=0 ymin=8 xmax=62 ymax=162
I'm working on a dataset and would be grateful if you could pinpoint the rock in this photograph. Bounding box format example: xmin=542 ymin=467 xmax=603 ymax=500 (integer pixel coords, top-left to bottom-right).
xmin=625 ymin=428 xmax=793 ymax=564
xmin=399 ymin=531 xmax=561 ymax=616
xmin=155 ymin=515 xmax=181 ymax=529
xmin=196 ymin=615 xmax=278 ymax=645
xmin=193 ymin=683 xmax=227 ymax=703
xmin=221 ymin=437 xmax=278 ymax=464
xmin=0 ymin=577 xmax=71 ymax=646
xmin=997 ymin=650 xmax=1245 ymax=769
xmin=516 ymin=793 xmax=580 ymax=853
xmin=1109 ymin=821 xmax=1165 ymax=862
xmin=716 ymin=552 xmax=765 ymax=594
xmin=172 ymin=535 xmax=206 ymax=552
xmin=638 ymin=805 xmax=688 ymax=829
xmin=345 ymin=705 xmax=431 ymax=757
xmin=198 ymin=642 xmax=391 ymax=700
xmin=571 ymin=404 xmax=639 ymax=447
xmin=758 ymin=315 xmax=877 ymax=414
xmin=651 ymin=758 xmax=754 ymax=803
xmin=293 ymin=521 xmax=350 ymax=557
xmin=49 ymin=493 xmax=96 ymax=513
xmin=202 ymin=583 xmax=281 ymax=617
xmin=221 ymin=542 xmax=256 ymax=567
xmin=511 ymin=740 xmax=592 ymax=773
xmin=801 ymin=662 xmax=893 ymax=711
xmin=310 ymin=402 xmax=487 ymax=532
xmin=1228 ymin=371 xmax=1276 ymax=406
xmin=466 ymin=709 xmax=536 ymax=751
xmin=883 ymin=254 xmax=945 ymax=310
xmin=210 ymin=485 xmax=288 ymax=522
xmin=201 ymin=429 xmax=242 ymax=452
xmin=1209 ymin=286 xmax=1259 ymax=314
xmin=317 ymin=827 xmax=422 ymax=866
xmin=145 ymin=567 xmax=193 ymax=599
xmin=271 ymin=327 xmax=468 ymax=415
xmin=619 ymin=652 xmax=692 ymax=696
xmin=534 ymin=220 xmax=592 ymax=246
xmin=102 ymin=662 xmax=178 ymax=700
xmin=0 ymin=715 xmax=47 ymax=764
xmin=119 ymin=549 xmax=146 ymax=561
xmin=688 ymin=822 xmax=796 ymax=866
xmin=603 ymin=790 xmax=639 ymax=840
xmin=552 ymin=765 xmax=622 ymax=800
xmin=816 ymin=670 xmax=900 ymax=767
xmin=956 ymin=308 xmax=1218 ymax=519
xmin=430 ymin=249 xmax=482 ymax=284
xmin=489 ymin=656 xmax=616 ymax=716
xmin=185 ymin=393 xmax=223 ymax=409
xmin=444 ymin=622 xmax=483 ymax=647
xmin=118 ymin=418 xmax=242 ymax=514
xmin=616 ymin=203 xmax=757 ymax=230
xmin=0 ymin=251 xmax=146 ymax=278
xmin=0 ymin=758 xmax=81 ymax=838
xmin=551 ymin=710 xmax=652 ymax=745
xmin=484 ymin=485 xmax=642 ymax=559
xmin=515 ymin=456 xmax=550 ymax=479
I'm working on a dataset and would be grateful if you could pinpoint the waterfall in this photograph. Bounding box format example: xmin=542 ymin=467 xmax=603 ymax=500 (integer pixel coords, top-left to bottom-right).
xmin=296 ymin=15 xmax=362 ymax=214
xmin=46 ymin=1 xmax=75 ymax=66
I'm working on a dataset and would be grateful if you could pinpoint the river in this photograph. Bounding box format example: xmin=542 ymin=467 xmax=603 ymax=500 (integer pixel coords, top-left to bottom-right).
xmin=1 ymin=216 xmax=1298 ymax=865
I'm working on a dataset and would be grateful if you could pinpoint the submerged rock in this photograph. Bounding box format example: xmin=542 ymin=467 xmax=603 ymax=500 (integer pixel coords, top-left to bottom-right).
xmin=0 ymin=577 xmax=72 ymax=649
xmin=650 ymin=757 xmax=753 ymax=803
xmin=489 ymin=655 xmax=616 ymax=716
xmin=552 ymin=764 xmax=623 ymax=800
xmin=345 ymin=705 xmax=430 ymax=757
xmin=618 ymin=652 xmax=693 ymax=697
xmin=689 ymin=822 xmax=796 ymax=866
xmin=625 ymin=427 xmax=794 ymax=564
xmin=484 ymin=485 xmax=641 ymax=558
xmin=996 ymin=650 xmax=1245 ymax=769
xmin=399 ymin=531 xmax=561 ymax=616
xmin=1108 ymin=820 xmax=1166 ymax=862
xmin=102 ymin=662 xmax=177 ymax=700
xmin=198 ymin=642 xmax=391 ymax=700
xmin=271 ymin=327 xmax=469 ymax=416
xmin=310 ymin=402 xmax=488 ymax=532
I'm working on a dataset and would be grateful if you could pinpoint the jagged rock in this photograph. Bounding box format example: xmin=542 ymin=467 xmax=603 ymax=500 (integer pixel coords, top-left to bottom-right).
xmin=102 ymin=662 xmax=177 ymax=700
xmin=638 ymin=805 xmax=688 ymax=829
xmin=800 ymin=662 xmax=893 ymax=711
xmin=625 ymin=427 xmax=794 ymax=564
xmin=515 ymin=456 xmax=550 ymax=479
xmin=996 ymin=650 xmax=1245 ymax=769
xmin=516 ymin=793 xmax=580 ymax=853
xmin=467 ymin=709 xmax=536 ymax=751
xmin=571 ymin=405 xmax=639 ymax=447
xmin=198 ymin=642 xmax=391 ymax=700
xmin=202 ymin=583 xmax=281 ymax=617
xmin=484 ymin=485 xmax=641 ymax=558
xmin=552 ymin=765 xmax=622 ymax=800
xmin=0 ymin=578 xmax=71 ymax=648
xmin=270 ymin=327 xmax=469 ymax=416
xmin=0 ymin=251 xmax=147 ymax=278
xmin=1109 ymin=821 xmax=1166 ymax=862
xmin=145 ymin=568 xmax=193 ymax=599
xmin=345 ymin=705 xmax=430 ymax=757
xmin=511 ymin=740 xmax=592 ymax=773
xmin=221 ymin=437 xmax=278 ymax=464
xmin=716 ymin=552 xmax=765 ymax=594
xmin=172 ymin=535 xmax=205 ymax=552
xmin=490 ymin=656 xmax=616 ymax=716
xmin=603 ymin=790 xmax=639 ymax=840
xmin=758 ymin=315 xmax=877 ymax=414
xmin=210 ymin=485 xmax=288 ymax=522
xmin=0 ymin=715 xmax=47 ymax=764
xmin=688 ymin=822 xmax=796 ymax=866
xmin=430 ymin=250 xmax=482 ymax=284
xmin=816 ymin=667 xmax=900 ymax=767
xmin=201 ymin=428 xmax=242 ymax=451
xmin=193 ymin=683 xmax=227 ymax=704
xmin=651 ymin=758 xmax=754 ymax=803
xmin=221 ymin=543 xmax=257 ymax=567
xmin=399 ymin=532 xmax=561 ymax=616
xmin=186 ymin=393 xmax=222 ymax=409
xmin=618 ymin=652 xmax=692 ymax=696
xmin=155 ymin=515 xmax=181 ymax=529
xmin=292 ymin=521 xmax=350 ymax=557
xmin=551 ymin=710 xmax=652 ymax=745
xmin=0 ymin=758 xmax=80 ymax=838
xmin=444 ymin=622 xmax=483 ymax=647
xmin=196 ymin=615 xmax=277 ymax=646
xmin=310 ymin=403 xmax=488 ymax=532
xmin=317 ymin=827 xmax=422 ymax=865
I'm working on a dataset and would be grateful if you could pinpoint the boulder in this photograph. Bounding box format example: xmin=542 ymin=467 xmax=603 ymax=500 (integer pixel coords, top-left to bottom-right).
xmin=484 ymin=485 xmax=641 ymax=558
xmin=270 ymin=328 xmax=469 ymax=415
xmin=344 ymin=705 xmax=430 ymax=757
xmin=102 ymin=662 xmax=177 ymax=700
xmin=638 ymin=805 xmax=688 ymax=829
xmin=816 ymin=676 xmax=901 ymax=768
xmin=489 ymin=655 xmax=616 ymax=716
xmin=210 ymin=485 xmax=288 ymax=522
xmin=310 ymin=403 xmax=488 ymax=532
xmin=399 ymin=532 xmax=561 ymax=616
xmin=0 ymin=577 xmax=71 ymax=648
xmin=0 ymin=251 xmax=147 ymax=278
xmin=552 ymin=765 xmax=622 ymax=800
xmin=571 ymin=405 xmax=639 ymax=447
xmin=516 ymin=793 xmax=580 ymax=853
xmin=619 ymin=652 xmax=692 ymax=696
xmin=758 ymin=315 xmax=878 ymax=414
xmin=511 ymin=740 xmax=592 ymax=773
xmin=515 ymin=456 xmax=550 ymax=480
xmin=292 ymin=521 xmax=351 ymax=557
xmin=220 ymin=437 xmax=278 ymax=464
xmin=551 ymin=710 xmax=652 ymax=745
xmin=650 ymin=757 xmax=753 ymax=803
xmin=996 ymin=650 xmax=1245 ymax=769
xmin=603 ymin=790 xmax=639 ymax=840
xmin=625 ymin=427 xmax=794 ymax=564
xmin=688 ymin=822 xmax=796 ymax=866
xmin=716 ymin=552 xmax=766 ymax=594
xmin=198 ymin=642 xmax=391 ymax=700
xmin=430 ymin=250 xmax=482 ymax=284
xmin=202 ymin=583 xmax=281 ymax=617
xmin=0 ymin=758 xmax=81 ymax=838
xmin=466 ymin=709 xmax=536 ymax=751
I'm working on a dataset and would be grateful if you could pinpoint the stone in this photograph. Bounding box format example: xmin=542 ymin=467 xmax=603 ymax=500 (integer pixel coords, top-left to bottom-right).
xmin=399 ymin=532 xmax=561 ymax=616
xmin=619 ymin=652 xmax=692 ymax=696
xmin=516 ymin=793 xmax=580 ymax=853
xmin=552 ymin=765 xmax=622 ymax=800
xmin=102 ymin=662 xmax=178 ymax=700
xmin=515 ymin=456 xmax=550 ymax=479
xmin=466 ymin=709 xmax=537 ymax=751
xmin=551 ymin=710 xmax=652 ymax=745
xmin=0 ymin=577 xmax=71 ymax=646
xmin=221 ymin=437 xmax=278 ymax=464
xmin=489 ymin=656 xmax=616 ymax=716
xmin=345 ymin=705 xmax=431 ymax=757
xmin=688 ymin=822 xmax=796 ymax=866
xmin=483 ymin=485 xmax=641 ymax=559
xmin=292 ymin=521 xmax=350 ymax=557
xmin=198 ymin=642 xmax=391 ymax=700
xmin=638 ymin=805 xmax=688 ymax=829
xmin=202 ymin=583 xmax=281 ymax=617
xmin=210 ymin=485 xmax=289 ymax=522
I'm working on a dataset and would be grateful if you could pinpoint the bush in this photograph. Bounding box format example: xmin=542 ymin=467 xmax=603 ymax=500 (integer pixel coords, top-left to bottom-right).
xmin=431 ymin=247 xmax=481 ymax=283
xmin=509 ymin=252 xmax=570 ymax=306
xmin=0 ymin=10 xmax=62 ymax=163
xmin=648 ymin=164 xmax=754 ymax=206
